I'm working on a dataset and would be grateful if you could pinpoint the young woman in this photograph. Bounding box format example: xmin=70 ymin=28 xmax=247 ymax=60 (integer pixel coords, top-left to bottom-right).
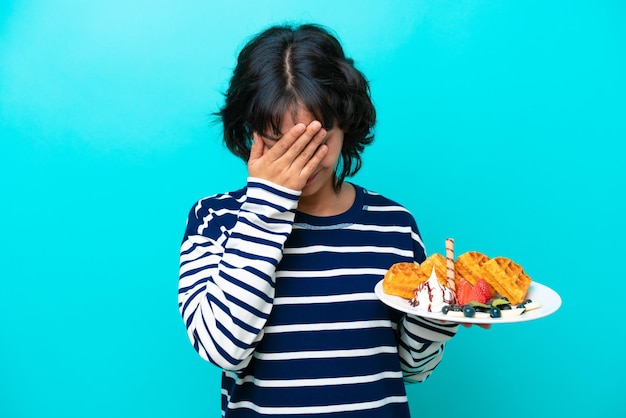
xmin=179 ymin=23 xmax=459 ymax=417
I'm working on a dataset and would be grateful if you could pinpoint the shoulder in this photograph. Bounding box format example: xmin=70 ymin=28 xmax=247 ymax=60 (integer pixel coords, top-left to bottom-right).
xmin=351 ymin=184 xmax=420 ymax=230
xmin=355 ymin=184 xmax=413 ymax=216
xmin=191 ymin=187 xmax=246 ymax=216
xmin=352 ymin=184 xmax=426 ymax=259
xmin=185 ymin=187 xmax=247 ymax=235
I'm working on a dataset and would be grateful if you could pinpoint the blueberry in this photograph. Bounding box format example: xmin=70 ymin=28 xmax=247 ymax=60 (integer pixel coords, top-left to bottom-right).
xmin=462 ymin=305 xmax=476 ymax=318
xmin=489 ymin=306 xmax=502 ymax=318
xmin=442 ymin=305 xmax=451 ymax=315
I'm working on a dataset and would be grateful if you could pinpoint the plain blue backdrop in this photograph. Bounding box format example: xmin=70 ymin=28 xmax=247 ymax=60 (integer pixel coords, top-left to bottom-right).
xmin=1 ymin=1 xmax=624 ymax=417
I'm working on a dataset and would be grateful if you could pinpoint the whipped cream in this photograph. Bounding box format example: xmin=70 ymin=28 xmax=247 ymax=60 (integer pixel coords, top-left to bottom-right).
xmin=410 ymin=268 xmax=456 ymax=312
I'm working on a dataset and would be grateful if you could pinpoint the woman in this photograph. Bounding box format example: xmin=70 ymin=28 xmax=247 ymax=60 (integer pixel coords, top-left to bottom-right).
xmin=179 ymin=23 xmax=459 ymax=417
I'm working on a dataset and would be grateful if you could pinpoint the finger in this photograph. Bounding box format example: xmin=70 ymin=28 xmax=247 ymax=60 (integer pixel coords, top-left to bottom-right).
xmin=278 ymin=121 xmax=323 ymax=162
xmin=299 ymin=143 xmax=328 ymax=178
xmin=264 ymin=123 xmax=307 ymax=160
xmin=249 ymin=133 xmax=265 ymax=162
xmin=460 ymin=323 xmax=491 ymax=329
xmin=292 ymin=127 xmax=328 ymax=168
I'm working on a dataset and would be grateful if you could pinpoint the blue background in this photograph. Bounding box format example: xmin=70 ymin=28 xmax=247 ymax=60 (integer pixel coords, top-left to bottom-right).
xmin=1 ymin=1 xmax=624 ymax=417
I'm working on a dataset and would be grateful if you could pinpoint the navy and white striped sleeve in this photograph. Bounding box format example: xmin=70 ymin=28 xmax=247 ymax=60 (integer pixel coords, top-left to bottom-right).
xmin=397 ymin=315 xmax=459 ymax=383
xmin=396 ymin=222 xmax=460 ymax=383
xmin=178 ymin=178 xmax=300 ymax=371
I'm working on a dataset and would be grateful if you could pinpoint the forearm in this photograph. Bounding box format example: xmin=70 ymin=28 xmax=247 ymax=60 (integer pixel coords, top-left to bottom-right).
xmin=178 ymin=178 xmax=300 ymax=370
xmin=397 ymin=315 xmax=459 ymax=383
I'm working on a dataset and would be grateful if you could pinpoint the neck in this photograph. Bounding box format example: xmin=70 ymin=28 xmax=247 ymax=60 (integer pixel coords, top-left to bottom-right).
xmin=297 ymin=182 xmax=355 ymax=217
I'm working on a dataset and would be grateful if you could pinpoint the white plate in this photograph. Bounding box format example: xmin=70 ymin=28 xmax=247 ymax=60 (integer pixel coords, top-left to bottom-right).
xmin=374 ymin=280 xmax=562 ymax=324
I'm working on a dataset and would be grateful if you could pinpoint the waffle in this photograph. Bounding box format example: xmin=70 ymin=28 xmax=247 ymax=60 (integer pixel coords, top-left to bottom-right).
xmin=455 ymin=251 xmax=531 ymax=305
xmin=382 ymin=254 xmax=449 ymax=299
xmin=455 ymin=251 xmax=490 ymax=288
xmin=481 ymin=257 xmax=532 ymax=305
xmin=419 ymin=253 xmax=448 ymax=287
xmin=382 ymin=262 xmax=426 ymax=299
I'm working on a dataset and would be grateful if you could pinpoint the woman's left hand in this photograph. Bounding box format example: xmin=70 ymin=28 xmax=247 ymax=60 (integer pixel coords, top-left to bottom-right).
xmin=461 ymin=323 xmax=491 ymax=330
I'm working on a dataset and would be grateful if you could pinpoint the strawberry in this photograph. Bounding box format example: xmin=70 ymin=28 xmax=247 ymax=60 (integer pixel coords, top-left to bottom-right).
xmin=456 ymin=278 xmax=472 ymax=305
xmin=467 ymin=285 xmax=490 ymax=304
xmin=475 ymin=279 xmax=493 ymax=301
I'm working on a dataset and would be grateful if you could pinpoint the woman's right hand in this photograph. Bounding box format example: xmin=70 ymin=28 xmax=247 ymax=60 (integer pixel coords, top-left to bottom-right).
xmin=248 ymin=121 xmax=328 ymax=192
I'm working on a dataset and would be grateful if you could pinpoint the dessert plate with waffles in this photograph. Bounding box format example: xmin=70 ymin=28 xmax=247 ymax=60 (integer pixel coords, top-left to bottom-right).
xmin=374 ymin=238 xmax=562 ymax=324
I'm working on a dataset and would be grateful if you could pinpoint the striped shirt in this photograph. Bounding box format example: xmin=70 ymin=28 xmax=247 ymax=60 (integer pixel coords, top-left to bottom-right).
xmin=179 ymin=178 xmax=458 ymax=417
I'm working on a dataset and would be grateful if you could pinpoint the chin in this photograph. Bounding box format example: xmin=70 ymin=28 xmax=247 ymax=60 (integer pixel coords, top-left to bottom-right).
xmin=302 ymin=179 xmax=335 ymax=197
xmin=300 ymin=186 xmax=318 ymax=197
